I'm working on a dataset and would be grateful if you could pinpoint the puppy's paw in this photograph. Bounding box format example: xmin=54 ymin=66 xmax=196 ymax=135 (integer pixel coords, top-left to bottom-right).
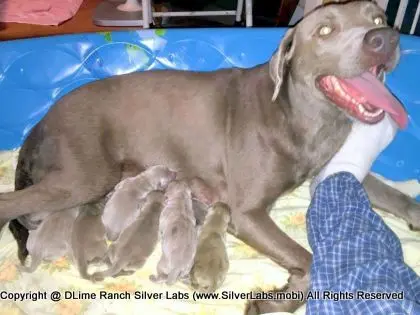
xmin=113 ymin=270 xmax=134 ymax=277
xmin=89 ymin=257 xmax=103 ymax=265
xmin=178 ymin=274 xmax=191 ymax=286
xmin=149 ymin=274 xmax=166 ymax=284
xmin=18 ymin=265 xmax=35 ymax=274
xmin=90 ymin=272 xmax=104 ymax=282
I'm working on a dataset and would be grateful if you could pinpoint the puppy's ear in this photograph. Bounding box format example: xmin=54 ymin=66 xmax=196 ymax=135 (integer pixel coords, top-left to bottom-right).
xmin=269 ymin=28 xmax=296 ymax=102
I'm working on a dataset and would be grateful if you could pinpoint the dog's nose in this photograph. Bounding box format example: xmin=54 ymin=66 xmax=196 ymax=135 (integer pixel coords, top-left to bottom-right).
xmin=363 ymin=27 xmax=399 ymax=57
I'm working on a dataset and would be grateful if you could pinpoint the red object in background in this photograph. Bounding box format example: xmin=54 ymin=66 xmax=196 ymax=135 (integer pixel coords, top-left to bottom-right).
xmin=0 ymin=0 xmax=84 ymax=26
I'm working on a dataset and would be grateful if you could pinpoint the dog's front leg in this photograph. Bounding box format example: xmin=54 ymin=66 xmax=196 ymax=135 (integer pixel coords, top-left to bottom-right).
xmin=230 ymin=210 xmax=311 ymax=314
xmin=363 ymin=173 xmax=420 ymax=230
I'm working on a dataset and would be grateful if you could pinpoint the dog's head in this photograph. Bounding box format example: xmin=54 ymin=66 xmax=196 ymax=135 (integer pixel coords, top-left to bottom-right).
xmin=270 ymin=0 xmax=407 ymax=129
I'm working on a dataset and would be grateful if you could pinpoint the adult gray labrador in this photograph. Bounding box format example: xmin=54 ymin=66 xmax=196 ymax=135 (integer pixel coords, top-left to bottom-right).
xmin=2 ymin=1 xmax=419 ymax=313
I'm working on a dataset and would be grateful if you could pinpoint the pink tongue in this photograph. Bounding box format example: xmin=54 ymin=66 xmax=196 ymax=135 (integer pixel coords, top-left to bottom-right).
xmin=342 ymin=72 xmax=408 ymax=129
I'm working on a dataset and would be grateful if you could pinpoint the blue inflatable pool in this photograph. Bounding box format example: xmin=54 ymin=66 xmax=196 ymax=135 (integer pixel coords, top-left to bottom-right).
xmin=0 ymin=28 xmax=419 ymax=186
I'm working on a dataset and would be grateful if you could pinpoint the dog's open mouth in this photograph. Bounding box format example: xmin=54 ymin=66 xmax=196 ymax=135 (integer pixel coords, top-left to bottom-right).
xmin=317 ymin=65 xmax=408 ymax=128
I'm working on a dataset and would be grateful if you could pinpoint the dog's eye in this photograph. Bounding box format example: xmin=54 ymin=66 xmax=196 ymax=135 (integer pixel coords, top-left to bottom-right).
xmin=319 ymin=25 xmax=332 ymax=36
xmin=373 ymin=16 xmax=384 ymax=25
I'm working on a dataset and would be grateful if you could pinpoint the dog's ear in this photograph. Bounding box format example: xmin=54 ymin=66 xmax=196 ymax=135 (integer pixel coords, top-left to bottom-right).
xmin=269 ymin=28 xmax=296 ymax=101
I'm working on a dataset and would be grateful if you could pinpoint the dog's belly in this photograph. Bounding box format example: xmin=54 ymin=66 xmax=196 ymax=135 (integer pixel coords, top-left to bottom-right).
xmin=107 ymin=106 xmax=229 ymax=201
xmin=122 ymin=141 xmax=228 ymax=202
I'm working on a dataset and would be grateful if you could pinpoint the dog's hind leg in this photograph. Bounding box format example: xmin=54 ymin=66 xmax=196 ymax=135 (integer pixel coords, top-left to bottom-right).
xmin=0 ymin=165 xmax=121 ymax=220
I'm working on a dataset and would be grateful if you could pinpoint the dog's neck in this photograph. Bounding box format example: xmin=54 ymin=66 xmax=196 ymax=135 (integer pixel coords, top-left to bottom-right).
xmin=239 ymin=63 xmax=352 ymax=176
xmin=284 ymin=72 xmax=352 ymax=175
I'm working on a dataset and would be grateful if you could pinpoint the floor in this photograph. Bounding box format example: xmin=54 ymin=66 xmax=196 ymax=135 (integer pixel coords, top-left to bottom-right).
xmin=0 ymin=0 xmax=260 ymax=41
xmin=0 ymin=0 xmax=138 ymax=41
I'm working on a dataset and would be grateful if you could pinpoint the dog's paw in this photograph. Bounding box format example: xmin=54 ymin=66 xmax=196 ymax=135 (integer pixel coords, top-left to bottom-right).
xmin=244 ymin=300 xmax=260 ymax=315
xmin=407 ymin=206 xmax=420 ymax=231
xmin=244 ymin=284 xmax=304 ymax=314
xmin=245 ymin=299 xmax=300 ymax=315
xmin=243 ymin=286 xmax=275 ymax=315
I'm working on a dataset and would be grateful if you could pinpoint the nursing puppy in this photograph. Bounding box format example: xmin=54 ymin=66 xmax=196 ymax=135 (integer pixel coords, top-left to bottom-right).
xmin=102 ymin=165 xmax=176 ymax=241
xmin=190 ymin=202 xmax=230 ymax=292
xmin=92 ymin=191 xmax=165 ymax=281
xmin=150 ymin=180 xmax=197 ymax=285
xmin=71 ymin=199 xmax=109 ymax=281
xmin=21 ymin=207 xmax=79 ymax=273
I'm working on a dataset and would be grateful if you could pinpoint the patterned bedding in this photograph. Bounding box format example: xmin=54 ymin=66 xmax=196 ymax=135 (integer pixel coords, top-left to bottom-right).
xmin=0 ymin=149 xmax=419 ymax=315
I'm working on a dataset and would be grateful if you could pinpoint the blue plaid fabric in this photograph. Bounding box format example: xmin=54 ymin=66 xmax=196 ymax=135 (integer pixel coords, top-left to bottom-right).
xmin=306 ymin=172 xmax=420 ymax=315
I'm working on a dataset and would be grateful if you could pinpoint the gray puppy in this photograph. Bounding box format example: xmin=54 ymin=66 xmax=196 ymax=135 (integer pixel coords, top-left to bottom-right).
xmin=21 ymin=207 xmax=79 ymax=273
xmin=190 ymin=202 xmax=230 ymax=292
xmin=150 ymin=180 xmax=197 ymax=285
xmin=102 ymin=165 xmax=176 ymax=241
xmin=92 ymin=190 xmax=165 ymax=281
xmin=71 ymin=200 xmax=109 ymax=281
